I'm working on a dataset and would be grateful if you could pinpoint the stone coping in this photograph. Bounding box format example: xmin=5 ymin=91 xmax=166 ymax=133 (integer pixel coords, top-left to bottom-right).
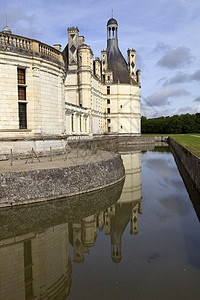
xmin=0 ymin=31 xmax=64 ymax=65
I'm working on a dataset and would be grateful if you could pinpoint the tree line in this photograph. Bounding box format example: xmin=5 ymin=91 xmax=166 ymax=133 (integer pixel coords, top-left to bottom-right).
xmin=141 ymin=113 xmax=200 ymax=134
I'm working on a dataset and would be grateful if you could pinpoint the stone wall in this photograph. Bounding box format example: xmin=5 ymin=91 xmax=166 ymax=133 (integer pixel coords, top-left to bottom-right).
xmin=168 ymin=138 xmax=200 ymax=194
xmin=104 ymin=84 xmax=141 ymax=135
xmin=0 ymin=153 xmax=125 ymax=206
xmin=0 ymin=44 xmax=65 ymax=138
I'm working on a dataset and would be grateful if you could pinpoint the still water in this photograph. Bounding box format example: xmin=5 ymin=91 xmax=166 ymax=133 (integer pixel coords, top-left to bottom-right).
xmin=0 ymin=147 xmax=200 ymax=300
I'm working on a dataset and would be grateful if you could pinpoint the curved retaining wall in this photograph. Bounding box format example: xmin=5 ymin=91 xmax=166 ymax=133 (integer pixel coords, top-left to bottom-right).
xmin=169 ymin=138 xmax=200 ymax=194
xmin=0 ymin=153 xmax=125 ymax=207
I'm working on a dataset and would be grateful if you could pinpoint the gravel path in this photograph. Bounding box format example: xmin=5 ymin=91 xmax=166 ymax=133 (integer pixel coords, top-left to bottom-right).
xmin=0 ymin=149 xmax=115 ymax=173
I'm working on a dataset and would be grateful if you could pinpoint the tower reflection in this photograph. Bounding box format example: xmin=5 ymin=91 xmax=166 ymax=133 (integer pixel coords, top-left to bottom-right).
xmin=69 ymin=151 xmax=142 ymax=264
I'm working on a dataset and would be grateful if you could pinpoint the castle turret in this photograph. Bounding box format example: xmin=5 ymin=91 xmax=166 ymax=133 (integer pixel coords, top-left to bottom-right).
xmin=77 ymin=44 xmax=93 ymax=108
xmin=107 ymin=18 xmax=118 ymax=40
xmin=106 ymin=18 xmax=130 ymax=84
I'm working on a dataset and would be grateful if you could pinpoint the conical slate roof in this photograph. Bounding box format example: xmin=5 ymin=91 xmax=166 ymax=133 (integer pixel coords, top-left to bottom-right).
xmin=106 ymin=19 xmax=130 ymax=84
xmin=107 ymin=40 xmax=130 ymax=84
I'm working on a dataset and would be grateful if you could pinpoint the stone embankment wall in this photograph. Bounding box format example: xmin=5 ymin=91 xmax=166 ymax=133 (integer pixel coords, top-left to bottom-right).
xmin=0 ymin=153 xmax=125 ymax=207
xmin=168 ymin=138 xmax=200 ymax=194
xmin=68 ymin=136 xmax=168 ymax=151
xmin=0 ymin=135 xmax=168 ymax=161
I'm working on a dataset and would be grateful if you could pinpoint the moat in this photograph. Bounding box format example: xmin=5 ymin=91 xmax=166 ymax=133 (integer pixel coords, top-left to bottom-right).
xmin=0 ymin=147 xmax=200 ymax=300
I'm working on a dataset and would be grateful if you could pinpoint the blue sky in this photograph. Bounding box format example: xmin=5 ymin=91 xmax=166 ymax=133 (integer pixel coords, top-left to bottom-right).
xmin=1 ymin=0 xmax=199 ymax=118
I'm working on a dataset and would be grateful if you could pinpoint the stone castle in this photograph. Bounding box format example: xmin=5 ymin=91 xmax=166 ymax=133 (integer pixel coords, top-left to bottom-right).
xmin=0 ymin=18 xmax=141 ymax=140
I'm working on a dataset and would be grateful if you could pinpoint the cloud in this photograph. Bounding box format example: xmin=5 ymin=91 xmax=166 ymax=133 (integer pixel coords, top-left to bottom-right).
xmin=177 ymin=106 xmax=192 ymax=114
xmin=163 ymin=73 xmax=189 ymax=85
xmin=157 ymin=46 xmax=193 ymax=69
xmin=177 ymin=105 xmax=200 ymax=114
xmin=163 ymin=70 xmax=200 ymax=85
xmin=0 ymin=7 xmax=39 ymax=38
xmin=191 ymin=69 xmax=200 ymax=81
xmin=194 ymin=96 xmax=200 ymax=102
xmin=145 ymin=87 xmax=190 ymax=107
xmin=152 ymin=42 xmax=171 ymax=53
xmin=141 ymin=104 xmax=200 ymax=118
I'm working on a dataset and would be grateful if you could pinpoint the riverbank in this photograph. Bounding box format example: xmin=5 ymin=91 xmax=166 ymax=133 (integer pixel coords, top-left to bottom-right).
xmin=168 ymin=137 xmax=200 ymax=195
xmin=0 ymin=149 xmax=125 ymax=207
xmin=142 ymin=133 xmax=200 ymax=157
xmin=169 ymin=134 xmax=200 ymax=157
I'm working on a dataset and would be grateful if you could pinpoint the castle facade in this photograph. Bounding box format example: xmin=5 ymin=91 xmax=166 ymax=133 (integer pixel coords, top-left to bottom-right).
xmin=0 ymin=18 xmax=141 ymax=140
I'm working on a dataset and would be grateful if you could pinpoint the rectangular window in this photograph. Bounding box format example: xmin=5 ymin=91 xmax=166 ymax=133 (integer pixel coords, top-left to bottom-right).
xmin=107 ymin=108 xmax=110 ymax=114
xmin=71 ymin=114 xmax=74 ymax=132
xmin=19 ymin=103 xmax=27 ymax=129
xmin=120 ymin=105 xmax=122 ymax=108
xmin=107 ymin=119 xmax=111 ymax=123
xmin=18 ymin=68 xmax=27 ymax=129
xmin=18 ymin=69 xmax=25 ymax=84
xmin=18 ymin=87 xmax=26 ymax=100
xmin=108 ymin=76 xmax=110 ymax=81
xmin=107 ymin=86 xmax=110 ymax=95
xmin=80 ymin=115 xmax=82 ymax=132
xmin=108 ymin=127 xmax=111 ymax=132
xmin=107 ymin=99 xmax=110 ymax=104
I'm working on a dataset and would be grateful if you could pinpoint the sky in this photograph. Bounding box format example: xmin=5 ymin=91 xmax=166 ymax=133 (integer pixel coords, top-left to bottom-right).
xmin=0 ymin=0 xmax=199 ymax=118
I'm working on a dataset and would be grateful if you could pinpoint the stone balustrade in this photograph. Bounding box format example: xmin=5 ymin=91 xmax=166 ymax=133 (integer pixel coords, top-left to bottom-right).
xmin=0 ymin=32 xmax=63 ymax=64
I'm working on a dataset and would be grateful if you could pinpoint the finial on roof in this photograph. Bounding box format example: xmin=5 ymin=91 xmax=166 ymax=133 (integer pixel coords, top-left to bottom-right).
xmin=2 ymin=24 xmax=12 ymax=34
xmin=2 ymin=14 xmax=12 ymax=34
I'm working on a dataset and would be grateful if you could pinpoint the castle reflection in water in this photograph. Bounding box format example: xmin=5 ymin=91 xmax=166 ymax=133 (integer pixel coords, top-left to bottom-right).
xmin=0 ymin=151 xmax=142 ymax=300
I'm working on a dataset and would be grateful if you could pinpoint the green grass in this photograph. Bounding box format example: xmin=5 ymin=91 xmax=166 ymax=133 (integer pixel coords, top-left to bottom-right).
xmin=170 ymin=134 xmax=200 ymax=157
xmin=142 ymin=133 xmax=200 ymax=157
xmin=142 ymin=133 xmax=169 ymax=136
